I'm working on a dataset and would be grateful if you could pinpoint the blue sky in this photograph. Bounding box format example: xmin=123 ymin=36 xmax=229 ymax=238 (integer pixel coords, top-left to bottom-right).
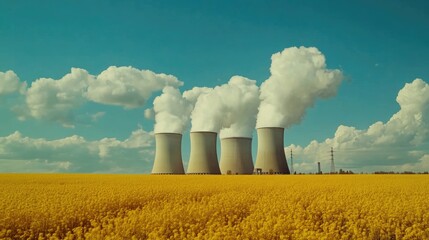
xmin=0 ymin=0 xmax=428 ymax=173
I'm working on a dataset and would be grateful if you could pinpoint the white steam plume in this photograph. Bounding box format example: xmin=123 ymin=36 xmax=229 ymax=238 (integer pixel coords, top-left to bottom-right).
xmin=190 ymin=76 xmax=260 ymax=138
xmin=153 ymin=86 xmax=193 ymax=134
xmin=219 ymin=76 xmax=260 ymax=138
xmin=144 ymin=108 xmax=155 ymax=120
xmin=257 ymin=46 xmax=343 ymax=128
xmin=183 ymin=87 xmax=212 ymax=104
xmin=150 ymin=86 xmax=212 ymax=134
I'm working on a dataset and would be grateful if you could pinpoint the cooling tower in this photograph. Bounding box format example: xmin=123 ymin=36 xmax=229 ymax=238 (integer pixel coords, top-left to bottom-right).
xmin=255 ymin=127 xmax=290 ymax=174
xmin=187 ymin=131 xmax=221 ymax=174
xmin=151 ymin=133 xmax=185 ymax=174
xmin=219 ymin=137 xmax=254 ymax=174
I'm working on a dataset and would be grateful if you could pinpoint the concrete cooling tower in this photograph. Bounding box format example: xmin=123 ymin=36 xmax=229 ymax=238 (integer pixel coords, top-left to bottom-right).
xmin=187 ymin=131 xmax=221 ymax=174
xmin=254 ymin=127 xmax=290 ymax=174
xmin=219 ymin=137 xmax=254 ymax=174
xmin=151 ymin=133 xmax=185 ymax=174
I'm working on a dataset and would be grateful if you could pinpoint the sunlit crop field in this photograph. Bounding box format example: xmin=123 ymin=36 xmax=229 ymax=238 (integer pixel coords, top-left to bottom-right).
xmin=1 ymin=174 xmax=429 ymax=239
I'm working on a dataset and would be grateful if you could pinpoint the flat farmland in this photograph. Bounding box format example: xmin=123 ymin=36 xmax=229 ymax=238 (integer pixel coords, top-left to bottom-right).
xmin=1 ymin=174 xmax=428 ymax=239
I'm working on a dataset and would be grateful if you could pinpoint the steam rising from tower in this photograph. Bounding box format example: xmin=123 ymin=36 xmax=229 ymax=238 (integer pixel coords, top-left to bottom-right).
xmin=150 ymin=46 xmax=343 ymax=175
xmin=151 ymin=133 xmax=185 ymax=174
xmin=153 ymin=87 xmax=193 ymax=134
xmin=257 ymin=46 xmax=343 ymax=128
xmin=190 ymin=76 xmax=259 ymax=137
xmin=187 ymin=132 xmax=220 ymax=174
xmin=253 ymin=46 xmax=343 ymax=175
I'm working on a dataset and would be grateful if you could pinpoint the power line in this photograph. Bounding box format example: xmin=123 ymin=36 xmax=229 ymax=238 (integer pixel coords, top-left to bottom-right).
xmin=331 ymin=148 xmax=334 ymax=171
xmin=290 ymin=149 xmax=294 ymax=174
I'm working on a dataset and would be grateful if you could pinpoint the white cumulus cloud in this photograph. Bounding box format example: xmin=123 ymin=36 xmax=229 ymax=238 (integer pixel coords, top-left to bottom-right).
xmin=90 ymin=112 xmax=106 ymax=122
xmin=0 ymin=70 xmax=27 ymax=95
xmin=14 ymin=66 xmax=181 ymax=127
xmin=23 ymin=68 xmax=92 ymax=127
xmin=86 ymin=66 xmax=183 ymax=109
xmin=0 ymin=128 xmax=155 ymax=173
xmin=287 ymin=79 xmax=429 ymax=173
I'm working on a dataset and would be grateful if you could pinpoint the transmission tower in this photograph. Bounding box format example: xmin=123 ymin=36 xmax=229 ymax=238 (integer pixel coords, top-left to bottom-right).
xmin=330 ymin=147 xmax=335 ymax=174
xmin=290 ymin=149 xmax=294 ymax=174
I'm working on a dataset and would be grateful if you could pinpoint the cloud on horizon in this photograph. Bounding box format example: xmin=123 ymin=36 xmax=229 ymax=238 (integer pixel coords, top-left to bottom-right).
xmin=0 ymin=128 xmax=155 ymax=173
xmin=287 ymin=78 xmax=429 ymax=173
xmin=2 ymin=67 xmax=182 ymax=127
xmin=1 ymin=52 xmax=428 ymax=173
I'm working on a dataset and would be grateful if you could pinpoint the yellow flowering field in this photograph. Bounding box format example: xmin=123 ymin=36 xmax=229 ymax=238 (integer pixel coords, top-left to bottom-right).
xmin=1 ymin=174 xmax=428 ymax=239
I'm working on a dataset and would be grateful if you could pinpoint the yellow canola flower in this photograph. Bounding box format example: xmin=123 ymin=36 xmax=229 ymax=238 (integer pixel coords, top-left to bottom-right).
xmin=0 ymin=174 xmax=428 ymax=239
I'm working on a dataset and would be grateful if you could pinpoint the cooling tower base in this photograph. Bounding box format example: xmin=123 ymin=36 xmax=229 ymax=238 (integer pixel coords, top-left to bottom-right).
xmin=151 ymin=173 xmax=185 ymax=175
xmin=187 ymin=131 xmax=221 ymax=174
xmin=219 ymin=137 xmax=254 ymax=175
xmin=186 ymin=173 xmax=221 ymax=175
xmin=254 ymin=127 xmax=290 ymax=174
xmin=152 ymin=133 xmax=185 ymax=174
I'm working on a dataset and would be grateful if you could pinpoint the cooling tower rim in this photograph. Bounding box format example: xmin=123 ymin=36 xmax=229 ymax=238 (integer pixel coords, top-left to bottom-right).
xmin=256 ymin=127 xmax=285 ymax=130
xmin=220 ymin=137 xmax=252 ymax=140
xmin=154 ymin=132 xmax=182 ymax=136
xmin=190 ymin=131 xmax=218 ymax=134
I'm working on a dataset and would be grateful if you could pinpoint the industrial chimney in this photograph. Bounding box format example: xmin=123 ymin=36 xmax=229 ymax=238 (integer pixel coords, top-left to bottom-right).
xmin=317 ymin=162 xmax=322 ymax=174
xmin=254 ymin=127 xmax=290 ymax=174
xmin=219 ymin=137 xmax=254 ymax=174
xmin=152 ymin=133 xmax=185 ymax=174
xmin=187 ymin=131 xmax=221 ymax=174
